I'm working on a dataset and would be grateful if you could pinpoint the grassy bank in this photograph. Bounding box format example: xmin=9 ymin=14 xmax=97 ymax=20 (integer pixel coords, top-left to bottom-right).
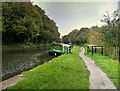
xmin=85 ymin=51 xmax=119 ymax=88
xmin=4 ymin=46 xmax=90 ymax=89
xmin=2 ymin=43 xmax=49 ymax=52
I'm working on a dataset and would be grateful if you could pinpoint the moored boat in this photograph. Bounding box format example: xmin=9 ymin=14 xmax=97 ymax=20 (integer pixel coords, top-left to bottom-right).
xmin=48 ymin=42 xmax=72 ymax=59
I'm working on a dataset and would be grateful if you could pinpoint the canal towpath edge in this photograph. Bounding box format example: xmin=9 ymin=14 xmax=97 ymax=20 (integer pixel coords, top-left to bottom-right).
xmin=80 ymin=47 xmax=117 ymax=89
xmin=0 ymin=74 xmax=24 ymax=90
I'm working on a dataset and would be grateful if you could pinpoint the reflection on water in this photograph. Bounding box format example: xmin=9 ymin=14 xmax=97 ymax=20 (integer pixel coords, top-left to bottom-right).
xmin=2 ymin=48 xmax=49 ymax=81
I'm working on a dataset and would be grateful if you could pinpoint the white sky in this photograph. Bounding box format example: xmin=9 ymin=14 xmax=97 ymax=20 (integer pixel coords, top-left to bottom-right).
xmin=32 ymin=0 xmax=118 ymax=36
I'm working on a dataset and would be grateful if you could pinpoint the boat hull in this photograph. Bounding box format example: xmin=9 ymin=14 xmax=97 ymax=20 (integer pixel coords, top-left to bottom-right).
xmin=49 ymin=51 xmax=63 ymax=59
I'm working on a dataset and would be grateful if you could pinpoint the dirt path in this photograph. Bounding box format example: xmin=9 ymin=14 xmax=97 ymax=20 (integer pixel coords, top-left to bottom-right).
xmin=80 ymin=47 xmax=117 ymax=89
xmin=0 ymin=74 xmax=24 ymax=90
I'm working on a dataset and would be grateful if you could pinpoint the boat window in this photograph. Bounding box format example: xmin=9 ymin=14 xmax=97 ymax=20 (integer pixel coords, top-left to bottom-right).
xmin=54 ymin=45 xmax=62 ymax=50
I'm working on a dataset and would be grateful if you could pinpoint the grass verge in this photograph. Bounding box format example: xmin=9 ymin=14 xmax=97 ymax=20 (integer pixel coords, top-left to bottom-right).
xmin=4 ymin=46 xmax=90 ymax=89
xmin=85 ymin=51 xmax=119 ymax=89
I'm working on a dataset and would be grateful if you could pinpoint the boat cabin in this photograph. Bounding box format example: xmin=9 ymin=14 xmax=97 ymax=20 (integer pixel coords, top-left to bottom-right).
xmin=48 ymin=43 xmax=72 ymax=59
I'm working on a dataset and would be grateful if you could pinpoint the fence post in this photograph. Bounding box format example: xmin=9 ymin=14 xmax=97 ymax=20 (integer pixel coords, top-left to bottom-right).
xmin=69 ymin=46 xmax=71 ymax=53
xmin=101 ymin=46 xmax=103 ymax=55
xmin=95 ymin=46 xmax=97 ymax=53
xmin=92 ymin=46 xmax=93 ymax=55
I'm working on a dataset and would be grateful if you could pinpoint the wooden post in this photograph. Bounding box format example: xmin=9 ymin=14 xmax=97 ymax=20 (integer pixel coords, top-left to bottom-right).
xmin=69 ymin=46 xmax=71 ymax=53
xmin=95 ymin=46 xmax=97 ymax=53
xmin=101 ymin=46 xmax=103 ymax=55
xmin=92 ymin=46 xmax=93 ymax=55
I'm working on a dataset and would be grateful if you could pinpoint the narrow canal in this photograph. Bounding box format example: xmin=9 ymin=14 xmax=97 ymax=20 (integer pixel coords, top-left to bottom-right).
xmin=2 ymin=48 xmax=49 ymax=81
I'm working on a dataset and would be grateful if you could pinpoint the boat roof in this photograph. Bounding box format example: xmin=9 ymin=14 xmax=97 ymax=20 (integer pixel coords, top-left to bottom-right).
xmin=59 ymin=43 xmax=71 ymax=47
xmin=51 ymin=43 xmax=71 ymax=47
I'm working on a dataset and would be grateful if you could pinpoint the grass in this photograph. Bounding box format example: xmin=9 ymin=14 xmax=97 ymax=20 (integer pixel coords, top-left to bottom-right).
xmin=85 ymin=51 xmax=119 ymax=89
xmin=4 ymin=46 xmax=90 ymax=89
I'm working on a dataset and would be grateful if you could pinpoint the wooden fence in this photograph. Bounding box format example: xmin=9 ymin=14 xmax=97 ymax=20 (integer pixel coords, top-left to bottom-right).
xmin=87 ymin=45 xmax=120 ymax=62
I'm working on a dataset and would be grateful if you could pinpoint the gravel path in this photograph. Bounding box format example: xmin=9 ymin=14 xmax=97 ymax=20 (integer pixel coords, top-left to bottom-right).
xmin=0 ymin=74 xmax=24 ymax=90
xmin=80 ymin=47 xmax=117 ymax=89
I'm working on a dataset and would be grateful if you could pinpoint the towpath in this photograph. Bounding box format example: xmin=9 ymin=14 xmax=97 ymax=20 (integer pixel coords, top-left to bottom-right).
xmin=0 ymin=74 xmax=24 ymax=90
xmin=80 ymin=47 xmax=117 ymax=89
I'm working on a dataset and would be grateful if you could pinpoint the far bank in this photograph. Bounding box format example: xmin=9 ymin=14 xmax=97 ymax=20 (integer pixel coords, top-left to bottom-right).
xmin=2 ymin=43 xmax=50 ymax=52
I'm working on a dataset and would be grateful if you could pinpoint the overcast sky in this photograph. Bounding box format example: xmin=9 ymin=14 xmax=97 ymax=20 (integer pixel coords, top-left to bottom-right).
xmin=32 ymin=0 xmax=119 ymax=36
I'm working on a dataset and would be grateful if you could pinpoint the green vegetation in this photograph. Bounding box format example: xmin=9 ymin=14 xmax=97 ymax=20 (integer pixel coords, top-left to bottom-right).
xmin=2 ymin=43 xmax=49 ymax=52
xmin=62 ymin=23 xmax=120 ymax=60
xmin=2 ymin=2 xmax=60 ymax=45
xmin=5 ymin=46 xmax=89 ymax=89
xmin=62 ymin=28 xmax=89 ymax=45
xmin=85 ymin=52 xmax=119 ymax=88
xmin=62 ymin=10 xmax=120 ymax=60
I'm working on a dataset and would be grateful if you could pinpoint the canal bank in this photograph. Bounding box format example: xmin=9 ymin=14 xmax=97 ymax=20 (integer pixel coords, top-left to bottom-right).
xmin=2 ymin=43 xmax=50 ymax=52
xmin=2 ymin=43 xmax=50 ymax=81
xmin=2 ymin=46 xmax=90 ymax=89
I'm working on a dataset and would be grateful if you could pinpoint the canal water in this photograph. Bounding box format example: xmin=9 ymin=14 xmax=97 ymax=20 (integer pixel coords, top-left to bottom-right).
xmin=2 ymin=48 xmax=49 ymax=81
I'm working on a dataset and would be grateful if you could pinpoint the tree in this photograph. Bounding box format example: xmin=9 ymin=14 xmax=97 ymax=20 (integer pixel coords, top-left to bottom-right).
xmin=100 ymin=10 xmax=120 ymax=60
xmin=2 ymin=2 xmax=60 ymax=44
xmin=62 ymin=28 xmax=89 ymax=45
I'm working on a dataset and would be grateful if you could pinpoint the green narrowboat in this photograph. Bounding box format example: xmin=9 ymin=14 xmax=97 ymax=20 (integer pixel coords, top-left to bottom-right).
xmin=48 ymin=42 xmax=72 ymax=59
